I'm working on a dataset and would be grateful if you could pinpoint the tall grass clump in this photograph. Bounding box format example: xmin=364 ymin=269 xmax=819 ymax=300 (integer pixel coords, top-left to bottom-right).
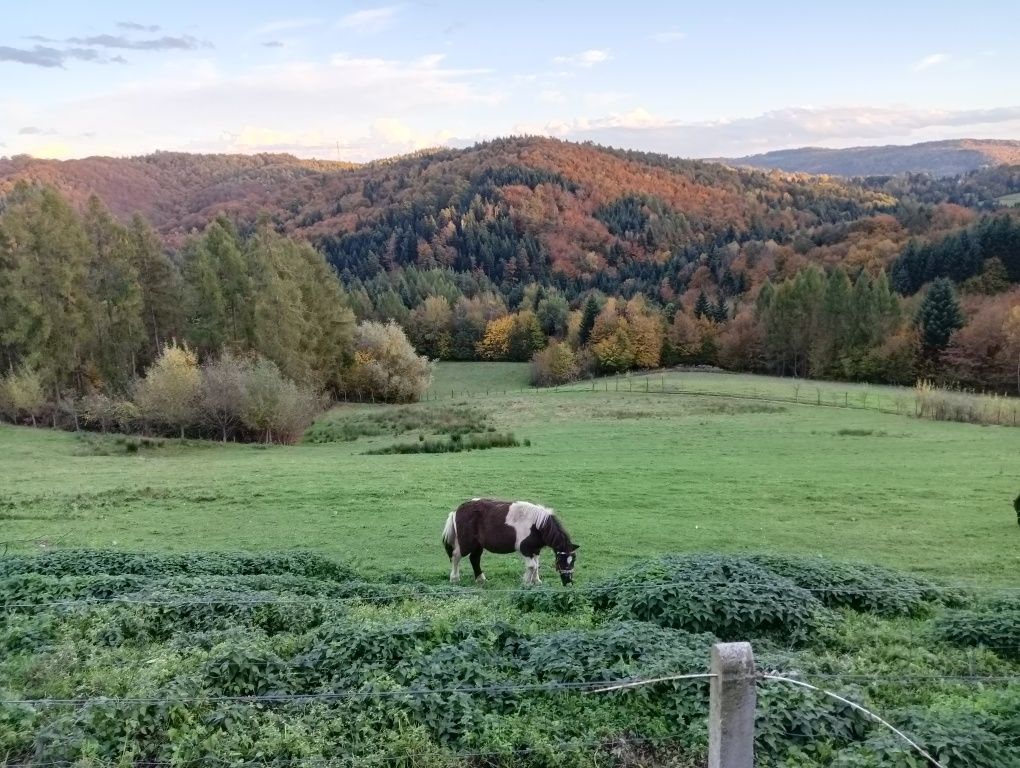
xmin=914 ymin=379 xmax=1020 ymax=427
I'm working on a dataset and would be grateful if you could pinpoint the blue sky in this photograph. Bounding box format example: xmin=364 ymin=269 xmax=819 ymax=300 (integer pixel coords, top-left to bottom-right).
xmin=2 ymin=1 xmax=1019 ymax=160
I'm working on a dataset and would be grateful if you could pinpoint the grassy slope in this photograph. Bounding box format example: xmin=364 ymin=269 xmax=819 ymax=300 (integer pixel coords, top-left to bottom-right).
xmin=1 ymin=365 xmax=1018 ymax=585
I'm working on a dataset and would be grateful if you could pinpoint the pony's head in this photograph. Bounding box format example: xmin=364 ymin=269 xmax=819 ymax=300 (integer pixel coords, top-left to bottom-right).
xmin=554 ymin=545 xmax=579 ymax=585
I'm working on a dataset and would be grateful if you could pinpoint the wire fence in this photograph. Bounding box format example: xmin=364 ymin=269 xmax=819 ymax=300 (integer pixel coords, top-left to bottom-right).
xmin=421 ymin=369 xmax=1020 ymax=428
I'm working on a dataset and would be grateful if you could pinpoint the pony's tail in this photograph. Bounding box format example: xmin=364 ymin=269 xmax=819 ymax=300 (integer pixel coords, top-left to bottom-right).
xmin=441 ymin=511 xmax=457 ymax=557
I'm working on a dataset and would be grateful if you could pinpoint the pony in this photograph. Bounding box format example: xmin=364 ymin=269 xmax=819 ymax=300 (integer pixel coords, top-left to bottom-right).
xmin=442 ymin=498 xmax=579 ymax=585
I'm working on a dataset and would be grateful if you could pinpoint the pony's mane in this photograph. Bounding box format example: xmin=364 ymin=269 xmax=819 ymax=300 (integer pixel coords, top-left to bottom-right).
xmin=538 ymin=513 xmax=571 ymax=551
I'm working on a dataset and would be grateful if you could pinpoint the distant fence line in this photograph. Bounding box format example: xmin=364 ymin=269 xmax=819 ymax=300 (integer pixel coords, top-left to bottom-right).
xmin=422 ymin=372 xmax=1020 ymax=428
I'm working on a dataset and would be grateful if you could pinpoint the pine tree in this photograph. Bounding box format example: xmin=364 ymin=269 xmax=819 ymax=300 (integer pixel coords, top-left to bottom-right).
xmin=579 ymin=295 xmax=599 ymax=346
xmin=917 ymin=278 xmax=963 ymax=359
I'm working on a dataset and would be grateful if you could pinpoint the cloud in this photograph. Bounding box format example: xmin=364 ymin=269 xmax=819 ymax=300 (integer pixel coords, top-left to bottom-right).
xmin=553 ymin=49 xmax=610 ymax=68
xmin=538 ymin=89 xmax=564 ymax=104
xmin=64 ymin=34 xmax=210 ymax=51
xmin=529 ymin=105 xmax=1020 ymax=158
xmin=10 ymin=52 xmax=497 ymax=160
xmin=0 ymin=44 xmax=123 ymax=68
xmin=336 ymin=7 xmax=399 ymax=34
xmin=652 ymin=30 xmax=686 ymax=43
xmin=263 ymin=41 xmax=285 ymax=48
xmin=117 ymin=22 xmax=161 ymax=32
xmin=18 ymin=126 xmax=56 ymax=135
xmin=913 ymin=53 xmax=948 ymax=72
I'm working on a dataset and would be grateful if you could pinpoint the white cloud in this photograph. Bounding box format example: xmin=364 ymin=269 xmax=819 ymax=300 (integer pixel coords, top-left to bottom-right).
xmin=553 ymin=49 xmax=610 ymax=68
xmin=7 ymin=53 xmax=497 ymax=161
xmin=336 ymin=7 xmax=399 ymax=34
xmin=528 ymin=105 xmax=1020 ymax=158
xmin=913 ymin=53 xmax=948 ymax=72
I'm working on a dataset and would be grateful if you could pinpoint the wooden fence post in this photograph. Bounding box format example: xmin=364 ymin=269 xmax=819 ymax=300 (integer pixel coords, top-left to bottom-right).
xmin=709 ymin=642 xmax=756 ymax=768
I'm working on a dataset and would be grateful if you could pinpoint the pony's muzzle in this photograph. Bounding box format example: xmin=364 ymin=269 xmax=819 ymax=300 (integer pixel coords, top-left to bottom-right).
xmin=559 ymin=571 xmax=573 ymax=586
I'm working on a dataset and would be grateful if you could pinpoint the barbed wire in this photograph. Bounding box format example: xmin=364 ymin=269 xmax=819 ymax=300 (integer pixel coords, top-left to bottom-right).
xmin=3 ymin=670 xmax=1018 ymax=711
xmin=0 ymin=672 xmax=716 ymax=708
xmin=761 ymin=674 xmax=947 ymax=768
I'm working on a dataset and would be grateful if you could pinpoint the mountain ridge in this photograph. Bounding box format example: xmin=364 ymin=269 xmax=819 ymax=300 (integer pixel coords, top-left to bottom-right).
xmin=720 ymin=138 xmax=1020 ymax=177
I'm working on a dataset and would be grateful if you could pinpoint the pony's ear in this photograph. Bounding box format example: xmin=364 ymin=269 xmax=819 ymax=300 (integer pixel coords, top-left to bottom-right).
xmin=570 ymin=544 xmax=580 ymax=552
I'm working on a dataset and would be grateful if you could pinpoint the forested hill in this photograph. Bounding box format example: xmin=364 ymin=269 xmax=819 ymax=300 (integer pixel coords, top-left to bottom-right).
xmin=0 ymin=136 xmax=899 ymax=280
xmin=2 ymin=135 xmax=1020 ymax=401
xmin=723 ymin=139 xmax=1020 ymax=177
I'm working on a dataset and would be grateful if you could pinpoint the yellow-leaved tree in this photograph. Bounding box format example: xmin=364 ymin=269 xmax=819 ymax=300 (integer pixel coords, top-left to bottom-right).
xmin=134 ymin=341 xmax=201 ymax=438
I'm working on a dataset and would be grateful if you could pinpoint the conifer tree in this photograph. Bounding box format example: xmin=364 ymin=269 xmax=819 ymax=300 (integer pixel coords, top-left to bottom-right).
xmin=917 ymin=278 xmax=963 ymax=359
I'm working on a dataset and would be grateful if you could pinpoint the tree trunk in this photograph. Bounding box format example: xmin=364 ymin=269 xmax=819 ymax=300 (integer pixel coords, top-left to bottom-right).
xmin=180 ymin=425 xmax=185 ymax=440
xmin=222 ymin=424 xmax=228 ymax=443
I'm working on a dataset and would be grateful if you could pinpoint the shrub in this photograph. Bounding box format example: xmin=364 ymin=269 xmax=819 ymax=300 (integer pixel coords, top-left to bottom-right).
xmin=529 ymin=341 xmax=580 ymax=387
xmin=133 ymin=342 xmax=201 ymax=438
xmin=363 ymin=432 xmax=520 ymax=455
xmin=344 ymin=321 xmax=432 ymax=403
xmin=242 ymin=357 xmax=322 ymax=444
xmin=0 ymin=550 xmax=357 ymax=581
xmin=933 ymin=609 xmax=1020 ymax=659
xmin=0 ymin=365 xmax=46 ymax=426
xmin=748 ymin=554 xmax=960 ymax=617
xmin=590 ymin=554 xmax=830 ymax=643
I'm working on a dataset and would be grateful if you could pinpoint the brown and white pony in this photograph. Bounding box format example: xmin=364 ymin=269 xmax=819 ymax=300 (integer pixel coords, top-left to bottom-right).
xmin=442 ymin=498 xmax=579 ymax=585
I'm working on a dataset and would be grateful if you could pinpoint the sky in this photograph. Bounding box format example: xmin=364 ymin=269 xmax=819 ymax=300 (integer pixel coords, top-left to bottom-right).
xmin=2 ymin=1 xmax=1020 ymax=162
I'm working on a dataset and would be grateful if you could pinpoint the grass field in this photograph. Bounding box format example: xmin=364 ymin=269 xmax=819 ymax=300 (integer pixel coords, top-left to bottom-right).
xmin=2 ymin=364 xmax=1018 ymax=586
xmin=998 ymin=192 xmax=1020 ymax=207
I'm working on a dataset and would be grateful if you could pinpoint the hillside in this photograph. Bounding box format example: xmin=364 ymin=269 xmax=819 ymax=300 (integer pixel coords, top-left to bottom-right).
xmin=724 ymin=139 xmax=1020 ymax=177
xmin=0 ymin=137 xmax=897 ymax=275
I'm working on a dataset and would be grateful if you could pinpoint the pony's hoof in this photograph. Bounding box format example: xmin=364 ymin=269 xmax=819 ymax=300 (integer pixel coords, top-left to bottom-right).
xmin=475 ymin=573 xmax=487 ymax=584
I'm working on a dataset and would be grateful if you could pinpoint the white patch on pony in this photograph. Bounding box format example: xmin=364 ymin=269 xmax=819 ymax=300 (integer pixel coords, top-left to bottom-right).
xmin=505 ymin=501 xmax=554 ymax=551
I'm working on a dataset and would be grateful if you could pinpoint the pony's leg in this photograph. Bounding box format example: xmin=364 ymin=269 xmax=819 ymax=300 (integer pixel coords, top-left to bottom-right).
xmin=469 ymin=550 xmax=485 ymax=583
xmin=449 ymin=541 xmax=462 ymax=582
xmin=522 ymin=556 xmax=540 ymax=585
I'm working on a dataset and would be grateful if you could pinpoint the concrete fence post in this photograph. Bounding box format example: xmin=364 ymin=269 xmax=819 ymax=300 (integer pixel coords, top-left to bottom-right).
xmin=709 ymin=642 xmax=756 ymax=768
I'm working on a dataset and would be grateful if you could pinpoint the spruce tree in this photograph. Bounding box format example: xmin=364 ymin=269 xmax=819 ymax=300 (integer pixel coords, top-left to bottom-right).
xmin=917 ymin=278 xmax=963 ymax=358
xmin=579 ymin=295 xmax=599 ymax=346
xmin=694 ymin=290 xmax=711 ymax=319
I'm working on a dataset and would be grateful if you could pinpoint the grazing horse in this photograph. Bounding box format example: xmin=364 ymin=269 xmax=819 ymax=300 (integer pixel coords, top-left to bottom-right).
xmin=442 ymin=498 xmax=579 ymax=585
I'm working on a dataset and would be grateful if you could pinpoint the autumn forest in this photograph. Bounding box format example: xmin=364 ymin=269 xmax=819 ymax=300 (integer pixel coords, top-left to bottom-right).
xmin=1 ymin=136 xmax=1019 ymax=439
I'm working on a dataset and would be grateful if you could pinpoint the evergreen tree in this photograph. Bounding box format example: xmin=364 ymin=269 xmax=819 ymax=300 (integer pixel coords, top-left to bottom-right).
xmin=917 ymin=278 xmax=963 ymax=359
xmin=712 ymin=300 xmax=728 ymax=323
xmin=579 ymin=295 xmax=599 ymax=346
xmin=694 ymin=290 xmax=712 ymax=319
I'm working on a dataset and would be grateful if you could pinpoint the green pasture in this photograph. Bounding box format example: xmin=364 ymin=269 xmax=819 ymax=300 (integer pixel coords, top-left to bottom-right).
xmin=1 ymin=365 xmax=1018 ymax=585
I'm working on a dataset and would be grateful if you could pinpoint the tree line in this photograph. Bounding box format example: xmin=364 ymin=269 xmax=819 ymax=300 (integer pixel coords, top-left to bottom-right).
xmin=0 ymin=185 xmax=430 ymax=440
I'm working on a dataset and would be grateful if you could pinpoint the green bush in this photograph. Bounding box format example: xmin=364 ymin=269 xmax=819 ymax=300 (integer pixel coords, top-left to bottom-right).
xmin=748 ymin=554 xmax=963 ymax=617
xmin=0 ymin=550 xmax=357 ymax=581
xmin=591 ymin=554 xmax=831 ymax=644
xmin=364 ymin=431 xmax=521 ymax=455
xmin=933 ymin=609 xmax=1020 ymax=659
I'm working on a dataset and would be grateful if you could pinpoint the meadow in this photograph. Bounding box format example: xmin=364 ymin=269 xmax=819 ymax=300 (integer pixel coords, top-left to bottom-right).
xmin=2 ymin=364 xmax=1020 ymax=767
xmin=1 ymin=365 xmax=1017 ymax=584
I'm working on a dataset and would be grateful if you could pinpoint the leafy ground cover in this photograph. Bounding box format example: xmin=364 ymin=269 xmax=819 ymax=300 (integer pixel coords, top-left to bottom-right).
xmin=1 ymin=550 xmax=1017 ymax=767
